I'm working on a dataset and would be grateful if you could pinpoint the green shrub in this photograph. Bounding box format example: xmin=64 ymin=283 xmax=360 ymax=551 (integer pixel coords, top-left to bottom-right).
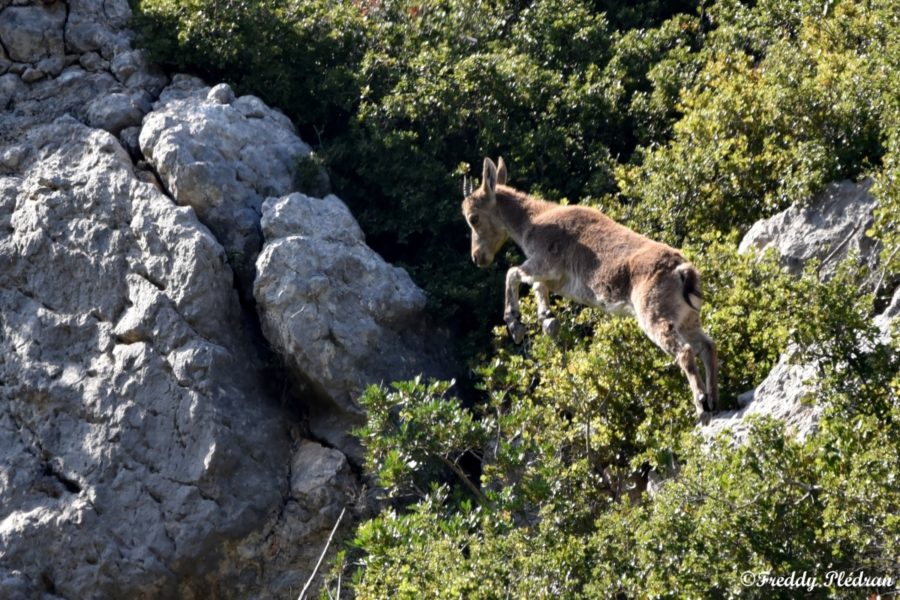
xmin=131 ymin=0 xmax=366 ymax=138
xmin=619 ymin=0 xmax=894 ymax=244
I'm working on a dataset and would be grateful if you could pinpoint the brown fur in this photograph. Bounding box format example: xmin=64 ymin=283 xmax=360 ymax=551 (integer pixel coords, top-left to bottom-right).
xmin=463 ymin=157 xmax=719 ymax=422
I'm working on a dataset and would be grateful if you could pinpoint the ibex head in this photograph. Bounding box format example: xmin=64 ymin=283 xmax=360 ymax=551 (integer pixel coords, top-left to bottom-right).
xmin=461 ymin=157 xmax=508 ymax=267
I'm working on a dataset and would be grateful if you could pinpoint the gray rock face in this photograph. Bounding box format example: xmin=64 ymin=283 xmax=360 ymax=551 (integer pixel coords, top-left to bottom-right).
xmin=0 ymin=2 xmax=66 ymax=63
xmin=0 ymin=1 xmax=463 ymax=595
xmin=0 ymin=117 xmax=358 ymax=599
xmin=707 ymin=350 xmax=822 ymax=442
xmin=0 ymin=3 xmax=362 ymax=596
xmin=739 ymin=179 xmax=880 ymax=279
xmin=0 ymin=0 xmax=167 ymax=148
xmin=255 ymin=193 xmax=452 ymax=458
xmin=140 ymin=77 xmax=311 ymax=293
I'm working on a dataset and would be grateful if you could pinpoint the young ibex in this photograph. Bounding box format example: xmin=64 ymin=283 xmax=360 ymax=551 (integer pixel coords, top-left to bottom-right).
xmin=462 ymin=157 xmax=719 ymax=423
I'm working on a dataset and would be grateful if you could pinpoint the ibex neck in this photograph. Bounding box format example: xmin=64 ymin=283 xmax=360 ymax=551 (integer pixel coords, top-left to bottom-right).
xmin=495 ymin=186 xmax=553 ymax=247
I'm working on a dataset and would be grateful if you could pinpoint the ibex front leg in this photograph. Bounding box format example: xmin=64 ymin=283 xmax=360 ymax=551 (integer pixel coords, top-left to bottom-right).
xmin=533 ymin=282 xmax=560 ymax=339
xmin=505 ymin=259 xmax=558 ymax=344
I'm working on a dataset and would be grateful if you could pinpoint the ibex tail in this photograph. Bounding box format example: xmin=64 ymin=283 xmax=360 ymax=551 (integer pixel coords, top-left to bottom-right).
xmin=675 ymin=263 xmax=703 ymax=312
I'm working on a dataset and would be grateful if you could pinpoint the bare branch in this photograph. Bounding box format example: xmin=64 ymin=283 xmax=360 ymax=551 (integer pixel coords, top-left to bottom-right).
xmin=299 ymin=507 xmax=347 ymax=600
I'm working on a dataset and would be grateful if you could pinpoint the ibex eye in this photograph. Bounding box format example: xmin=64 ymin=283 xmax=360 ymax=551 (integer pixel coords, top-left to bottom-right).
xmin=470 ymin=215 xmax=480 ymax=226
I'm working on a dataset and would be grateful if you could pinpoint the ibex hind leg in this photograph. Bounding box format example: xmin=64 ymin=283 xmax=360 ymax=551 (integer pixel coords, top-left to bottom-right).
xmin=634 ymin=277 xmax=713 ymax=424
xmin=690 ymin=331 xmax=718 ymax=412
xmin=677 ymin=313 xmax=719 ymax=412
xmin=638 ymin=312 xmax=712 ymax=424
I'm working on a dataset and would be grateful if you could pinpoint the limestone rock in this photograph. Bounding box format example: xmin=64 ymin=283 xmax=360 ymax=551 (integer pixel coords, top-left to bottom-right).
xmin=0 ymin=2 xmax=360 ymax=597
xmin=207 ymin=82 xmax=236 ymax=105
xmin=19 ymin=66 xmax=42 ymax=82
xmin=0 ymin=67 xmax=120 ymax=145
xmin=706 ymin=350 xmax=822 ymax=442
xmin=78 ymin=50 xmax=107 ymax=73
xmin=0 ymin=72 xmax=24 ymax=111
xmin=739 ymin=179 xmax=880 ymax=279
xmin=140 ymin=78 xmax=311 ymax=294
xmin=35 ymin=54 xmax=64 ymax=76
xmin=0 ymin=2 xmax=66 ymax=63
xmin=0 ymin=0 xmax=167 ymax=148
xmin=0 ymin=118 xmax=358 ymax=599
xmin=64 ymin=0 xmax=131 ymax=58
xmin=109 ymin=49 xmax=167 ymax=93
xmin=254 ymin=193 xmax=454 ymax=458
xmin=85 ymin=89 xmax=153 ymax=135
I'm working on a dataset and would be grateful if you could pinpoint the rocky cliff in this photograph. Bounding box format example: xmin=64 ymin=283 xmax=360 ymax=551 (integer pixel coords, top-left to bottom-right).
xmin=0 ymin=1 xmax=451 ymax=597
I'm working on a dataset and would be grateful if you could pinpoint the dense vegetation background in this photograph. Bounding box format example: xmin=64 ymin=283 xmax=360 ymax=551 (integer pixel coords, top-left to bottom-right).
xmin=133 ymin=0 xmax=899 ymax=596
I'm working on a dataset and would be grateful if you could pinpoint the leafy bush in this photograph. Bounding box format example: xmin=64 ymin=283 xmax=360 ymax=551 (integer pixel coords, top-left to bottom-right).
xmin=131 ymin=0 xmax=366 ymax=139
xmin=620 ymin=0 xmax=892 ymax=243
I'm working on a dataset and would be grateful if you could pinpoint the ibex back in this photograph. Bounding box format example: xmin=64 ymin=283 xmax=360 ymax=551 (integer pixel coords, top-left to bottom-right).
xmin=462 ymin=157 xmax=719 ymax=424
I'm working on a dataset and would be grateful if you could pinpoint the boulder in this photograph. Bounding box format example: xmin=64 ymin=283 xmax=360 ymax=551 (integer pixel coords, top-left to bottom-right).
xmin=254 ymin=193 xmax=453 ymax=458
xmin=0 ymin=118 xmax=358 ymax=599
xmin=140 ymin=77 xmax=312 ymax=295
xmin=64 ymin=0 xmax=132 ymax=59
xmin=706 ymin=350 xmax=822 ymax=442
xmin=0 ymin=2 xmax=66 ymax=63
xmin=85 ymin=89 xmax=153 ymax=135
xmin=739 ymin=179 xmax=880 ymax=279
xmin=109 ymin=49 xmax=167 ymax=93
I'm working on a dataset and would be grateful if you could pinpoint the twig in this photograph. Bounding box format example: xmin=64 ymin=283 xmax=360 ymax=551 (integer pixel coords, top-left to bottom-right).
xmin=439 ymin=455 xmax=491 ymax=506
xmin=299 ymin=507 xmax=347 ymax=600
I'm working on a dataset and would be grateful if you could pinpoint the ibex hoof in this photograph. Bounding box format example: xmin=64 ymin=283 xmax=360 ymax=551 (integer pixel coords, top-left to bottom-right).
xmin=698 ymin=393 xmax=715 ymax=413
xmin=508 ymin=320 xmax=526 ymax=344
xmin=541 ymin=317 xmax=560 ymax=339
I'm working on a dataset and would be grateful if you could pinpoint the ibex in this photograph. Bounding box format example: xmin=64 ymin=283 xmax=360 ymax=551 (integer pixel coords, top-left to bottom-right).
xmin=462 ymin=157 xmax=719 ymax=424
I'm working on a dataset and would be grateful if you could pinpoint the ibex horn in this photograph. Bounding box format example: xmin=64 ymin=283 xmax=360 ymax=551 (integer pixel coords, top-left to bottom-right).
xmin=462 ymin=175 xmax=474 ymax=196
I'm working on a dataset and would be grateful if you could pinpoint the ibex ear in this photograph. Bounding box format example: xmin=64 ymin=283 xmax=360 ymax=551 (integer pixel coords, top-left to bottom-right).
xmin=496 ymin=157 xmax=508 ymax=186
xmin=482 ymin=157 xmax=498 ymax=199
